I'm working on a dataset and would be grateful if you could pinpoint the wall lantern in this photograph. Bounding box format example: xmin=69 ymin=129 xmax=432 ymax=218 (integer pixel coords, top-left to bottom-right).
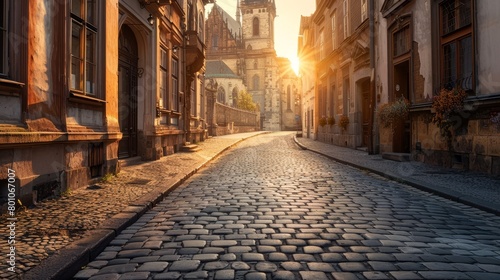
xmin=147 ymin=14 xmax=154 ymax=25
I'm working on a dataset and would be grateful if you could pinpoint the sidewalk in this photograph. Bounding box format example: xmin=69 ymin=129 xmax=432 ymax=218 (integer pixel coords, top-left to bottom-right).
xmin=294 ymin=135 xmax=500 ymax=216
xmin=1 ymin=131 xmax=267 ymax=280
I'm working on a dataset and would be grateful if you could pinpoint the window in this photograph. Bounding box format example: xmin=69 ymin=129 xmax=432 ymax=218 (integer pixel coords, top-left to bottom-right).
xmin=329 ymin=84 xmax=336 ymax=117
xmin=343 ymin=77 xmax=350 ymax=114
xmin=331 ymin=11 xmax=336 ymax=50
xmin=0 ymin=1 xmax=8 ymax=76
xmin=71 ymin=0 xmax=98 ymax=97
xmin=171 ymin=57 xmax=179 ymax=111
xmin=438 ymin=0 xmax=473 ymax=91
xmin=212 ymin=35 xmax=218 ymax=50
xmin=253 ymin=17 xmax=260 ymax=36
xmin=160 ymin=48 xmax=168 ymax=109
xmin=217 ymin=87 xmax=226 ymax=103
xmin=199 ymin=12 xmax=204 ymax=41
xmin=393 ymin=25 xmax=410 ymax=57
xmin=343 ymin=0 xmax=349 ymax=39
xmin=190 ymin=81 xmax=196 ymax=116
xmin=253 ymin=75 xmax=260 ymax=90
xmin=361 ymin=0 xmax=368 ymax=22
xmin=319 ymin=29 xmax=325 ymax=60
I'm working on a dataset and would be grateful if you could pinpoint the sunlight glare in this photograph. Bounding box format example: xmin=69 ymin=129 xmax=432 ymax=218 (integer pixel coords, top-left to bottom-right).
xmin=291 ymin=57 xmax=300 ymax=76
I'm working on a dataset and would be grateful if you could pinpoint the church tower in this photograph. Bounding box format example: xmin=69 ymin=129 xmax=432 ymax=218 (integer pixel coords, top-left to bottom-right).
xmin=239 ymin=0 xmax=276 ymax=51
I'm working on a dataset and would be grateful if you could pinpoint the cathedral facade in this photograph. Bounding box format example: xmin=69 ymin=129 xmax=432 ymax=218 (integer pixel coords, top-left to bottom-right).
xmin=205 ymin=0 xmax=300 ymax=131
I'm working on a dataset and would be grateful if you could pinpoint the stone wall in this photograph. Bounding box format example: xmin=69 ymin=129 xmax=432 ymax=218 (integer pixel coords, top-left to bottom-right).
xmin=214 ymin=102 xmax=260 ymax=135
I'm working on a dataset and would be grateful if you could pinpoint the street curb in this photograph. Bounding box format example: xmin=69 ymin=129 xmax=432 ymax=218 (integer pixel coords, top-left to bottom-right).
xmin=293 ymin=136 xmax=500 ymax=216
xmin=23 ymin=131 xmax=268 ymax=280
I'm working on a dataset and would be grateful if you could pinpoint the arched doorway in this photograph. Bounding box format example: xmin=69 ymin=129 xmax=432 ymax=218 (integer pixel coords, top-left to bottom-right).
xmin=118 ymin=25 xmax=138 ymax=158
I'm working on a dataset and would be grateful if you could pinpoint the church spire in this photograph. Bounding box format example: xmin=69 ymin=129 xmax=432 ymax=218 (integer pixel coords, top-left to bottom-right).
xmin=236 ymin=0 xmax=241 ymax=25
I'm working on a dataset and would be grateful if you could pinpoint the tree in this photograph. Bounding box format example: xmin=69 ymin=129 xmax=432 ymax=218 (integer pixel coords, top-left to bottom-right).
xmin=236 ymin=90 xmax=258 ymax=112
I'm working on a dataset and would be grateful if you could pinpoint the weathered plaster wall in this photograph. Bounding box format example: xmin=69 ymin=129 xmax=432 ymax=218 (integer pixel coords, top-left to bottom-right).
xmin=27 ymin=0 xmax=60 ymax=131
xmin=413 ymin=0 xmax=433 ymax=100
xmin=477 ymin=0 xmax=500 ymax=95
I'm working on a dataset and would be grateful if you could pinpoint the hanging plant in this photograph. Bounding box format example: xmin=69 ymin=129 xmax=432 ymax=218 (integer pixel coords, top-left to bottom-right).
xmin=431 ymin=87 xmax=467 ymax=148
xmin=378 ymin=96 xmax=410 ymax=130
xmin=319 ymin=116 xmax=327 ymax=127
xmin=490 ymin=112 xmax=500 ymax=129
xmin=327 ymin=116 xmax=335 ymax=126
xmin=339 ymin=115 xmax=349 ymax=131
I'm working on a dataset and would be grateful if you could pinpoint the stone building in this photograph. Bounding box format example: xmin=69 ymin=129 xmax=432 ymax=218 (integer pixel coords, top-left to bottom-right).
xmin=310 ymin=0 xmax=372 ymax=149
xmin=205 ymin=0 xmax=300 ymax=131
xmin=298 ymin=15 xmax=317 ymax=139
xmin=0 ymin=0 xmax=212 ymax=208
xmin=302 ymin=0 xmax=500 ymax=176
xmin=376 ymin=0 xmax=500 ymax=175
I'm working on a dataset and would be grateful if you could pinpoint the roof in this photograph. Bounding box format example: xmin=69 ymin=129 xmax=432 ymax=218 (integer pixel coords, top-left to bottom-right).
xmin=213 ymin=4 xmax=241 ymax=39
xmin=206 ymin=60 xmax=240 ymax=78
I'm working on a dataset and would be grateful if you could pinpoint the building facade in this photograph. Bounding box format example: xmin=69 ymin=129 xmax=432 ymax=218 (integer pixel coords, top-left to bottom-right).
xmin=205 ymin=0 xmax=300 ymax=131
xmin=0 ymin=0 xmax=213 ymax=208
xmin=298 ymin=15 xmax=317 ymax=139
xmin=376 ymin=0 xmax=500 ymax=175
xmin=301 ymin=0 xmax=500 ymax=176
xmin=310 ymin=0 xmax=372 ymax=149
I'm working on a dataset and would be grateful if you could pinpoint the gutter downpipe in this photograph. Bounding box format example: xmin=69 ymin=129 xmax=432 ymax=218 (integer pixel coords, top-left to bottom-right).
xmin=368 ymin=0 xmax=377 ymax=155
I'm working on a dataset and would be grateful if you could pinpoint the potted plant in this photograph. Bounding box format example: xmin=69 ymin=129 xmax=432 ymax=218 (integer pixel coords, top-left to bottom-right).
xmin=377 ymin=96 xmax=410 ymax=131
xmin=339 ymin=115 xmax=349 ymax=131
xmin=319 ymin=116 xmax=327 ymax=127
xmin=431 ymin=87 xmax=467 ymax=144
xmin=327 ymin=116 xmax=335 ymax=126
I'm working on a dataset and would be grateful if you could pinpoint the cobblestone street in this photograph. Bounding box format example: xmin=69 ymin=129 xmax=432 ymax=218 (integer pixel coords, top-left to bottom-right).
xmin=73 ymin=132 xmax=500 ymax=280
xmin=1 ymin=133 xmax=257 ymax=280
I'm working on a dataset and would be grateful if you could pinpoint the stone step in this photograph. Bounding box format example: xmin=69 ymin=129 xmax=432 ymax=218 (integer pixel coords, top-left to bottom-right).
xmin=181 ymin=144 xmax=201 ymax=153
xmin=382 ymin=152 xmax=411 ymax=162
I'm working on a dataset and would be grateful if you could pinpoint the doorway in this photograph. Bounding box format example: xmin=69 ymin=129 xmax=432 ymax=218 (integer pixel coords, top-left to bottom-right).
xmin=360 ymin=80 xmax=370 ymax=147
xmin=118 ymin=25 xmax=138 ymax=159
xmin=392 ymin=60 xmax=410 ymax=153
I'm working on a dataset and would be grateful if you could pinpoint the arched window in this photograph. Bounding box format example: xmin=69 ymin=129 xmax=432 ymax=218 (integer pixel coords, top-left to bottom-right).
xmin=253 ymin=17 xmax=259 ymax=36
xmin=212 ymin=35 xmax=218 ymax=50
xmin=253 ymin=75 xmax=260 ymax=90
xmin=232 ymin=87 xmax=238 ymax=107
xmin=217 ymin=87 xmax=226 ymax=103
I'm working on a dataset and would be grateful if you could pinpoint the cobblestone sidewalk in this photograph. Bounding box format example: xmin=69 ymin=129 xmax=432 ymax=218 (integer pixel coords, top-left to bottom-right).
xmin=0 ymin=132 xmax=265 ymax=280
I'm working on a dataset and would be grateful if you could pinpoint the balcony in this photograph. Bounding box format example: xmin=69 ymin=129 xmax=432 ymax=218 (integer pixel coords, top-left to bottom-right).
xmin=185 ymin=30 xmax=205 ymax=74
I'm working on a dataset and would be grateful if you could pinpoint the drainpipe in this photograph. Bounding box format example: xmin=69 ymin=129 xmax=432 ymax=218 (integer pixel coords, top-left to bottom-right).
xmin=368 ymin=0 xmax=377 ymax=155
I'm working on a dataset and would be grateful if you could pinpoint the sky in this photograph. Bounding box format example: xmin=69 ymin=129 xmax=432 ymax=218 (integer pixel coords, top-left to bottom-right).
xmin=206 ymin=0 xmax=317 ymax=74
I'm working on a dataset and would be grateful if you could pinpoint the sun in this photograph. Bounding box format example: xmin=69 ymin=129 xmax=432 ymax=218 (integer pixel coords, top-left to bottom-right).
xmin=291 ymin=56 xmax=300 ymax=76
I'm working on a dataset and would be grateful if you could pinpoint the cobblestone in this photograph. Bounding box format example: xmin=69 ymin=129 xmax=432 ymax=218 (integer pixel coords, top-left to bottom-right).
xmin=7 ymin=132 xmax=500 ymax=279
xmin=1 ymin=133 xmax=264 ymax=279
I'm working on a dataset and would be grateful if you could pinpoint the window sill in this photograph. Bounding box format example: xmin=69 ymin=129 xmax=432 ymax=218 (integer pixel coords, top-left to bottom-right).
xmin=69 ymin=92 xmax=106 ymax=106
xmin=0 ymin=78 xmax=25 ymax=95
